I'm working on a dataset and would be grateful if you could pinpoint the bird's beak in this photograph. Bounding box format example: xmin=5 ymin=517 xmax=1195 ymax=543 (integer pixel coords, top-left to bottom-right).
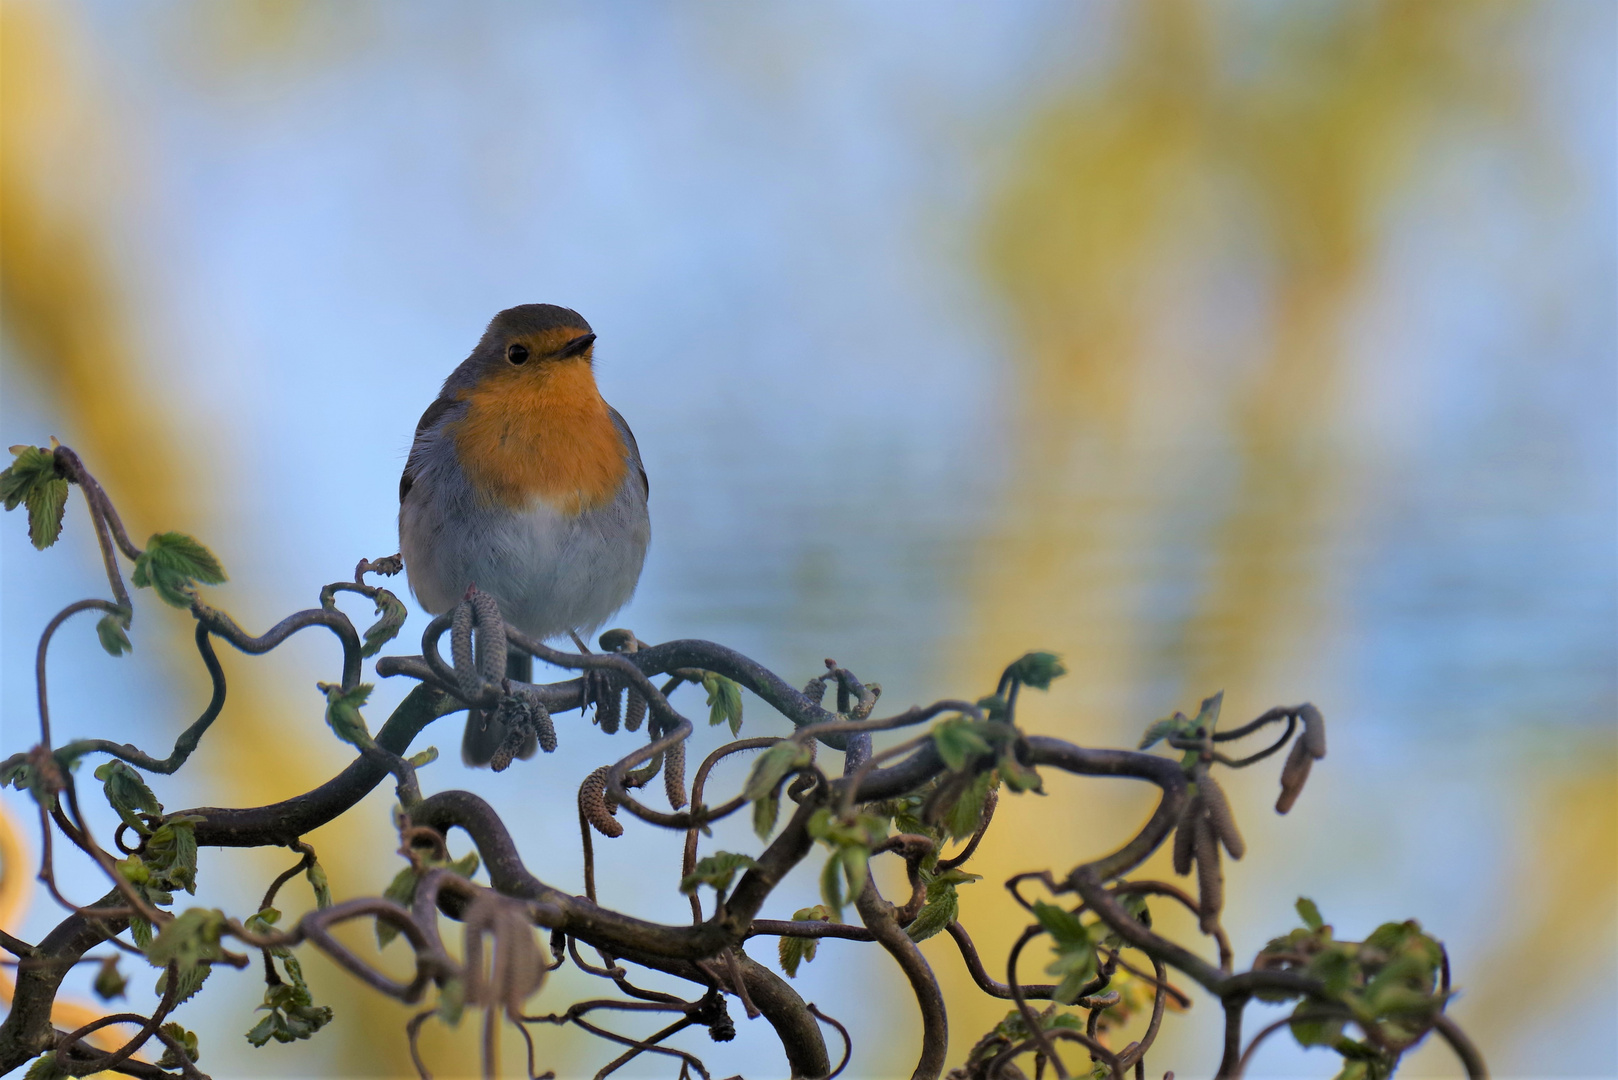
xmin=558 ymin=332 xmax=596 ymax=359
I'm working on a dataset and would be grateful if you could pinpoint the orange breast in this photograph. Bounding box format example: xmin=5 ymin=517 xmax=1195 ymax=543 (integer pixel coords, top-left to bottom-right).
xmin=449 ymin=359 xmax=628 ymax=513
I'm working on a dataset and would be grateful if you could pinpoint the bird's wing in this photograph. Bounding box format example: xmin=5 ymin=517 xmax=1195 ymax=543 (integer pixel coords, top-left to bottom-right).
xmin=400 ymin=397 xmax=462 ymax=503
xmin=608 ymin=406 xmax=649 ymax=500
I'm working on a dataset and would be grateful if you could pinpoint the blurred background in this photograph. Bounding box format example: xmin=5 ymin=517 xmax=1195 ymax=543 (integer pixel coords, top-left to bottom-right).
xmin=1 ymin=1 xmax=1612 ymax=1077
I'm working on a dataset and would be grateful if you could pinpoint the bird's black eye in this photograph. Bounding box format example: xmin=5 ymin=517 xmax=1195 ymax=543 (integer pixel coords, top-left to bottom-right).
xmin=507 ymin=343 xmax=530 ymax=365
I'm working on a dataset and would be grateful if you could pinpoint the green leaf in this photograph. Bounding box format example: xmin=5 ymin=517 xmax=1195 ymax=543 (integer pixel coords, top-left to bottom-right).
xmin=94 ymin=760 xmax=162 ymax=836
xmin=702 ymin=672 xmax=744 ymax=736
xmin=1289 ymin=1004 xmax=1346 ymax=1047
xmin=932 ymin=717 xmax=993 ymax=772
xmin=940 ymin=770 xmax=996 ymax=842
xmin=839 ymin=844 xmax=870 ymax=902
xmin=820 ymin=853 xmax=846 ymax=915
xmin=1033 ymin=899 xmax=1099 ymax=1003
xmin=0 ymin=755 xmax=30 ymax=793
xmin=22 ymin=1051 xmax=67 ymax=1080
xmin=27 ymin=477 xmax=67 ymax=550
xmin=753 ymin=789 xmax=781 ymax=840
xmin=779 ymin=907 xmax=831 ymax=978
xmin=245 ymin=1012 xmax=279 ymax=1048
xmin=129 ymin=914 xmax=154 ymax=949
xmin=247 ymin=975 xmax=333 ymax=1046
xmin=905 ymin=881 xmax=959 ymax=943
xmin=998 ymin=752 xmax=1043 ymax=794
xmin=156 ymin=1022 xmax=199 ymax=1069
xmin=155 ymin=959 xmax=211 ymax=1007
xmin=1009 ymin=651 xmax=1067 ymax=690
xmin=96 ymin=610 xmax=133 ymax=656
xmin=93 ymin=956 xmax=127 ymax=1001
xmin=1 ymin=446 xmax=68 ymax=550
xmin=976 ymin=693 xmax=1008 ymax=722
xmin=1032 ymin=900 xmax=1089 ymax=948
xmin=378 ymin=866 xmax=420 ymax=948
xmin=361 ymin=589 xmax=408 ymax=658
xmin=1192 ymin=690 xmax=1224 ymax=733
xmin=318 ymin=682 xmax=375 ymax=749
xmin=143 ymin=817 xmax=200 ymax=894
xmin=1297 ymin=896 xmax=1324 ymax=932
xmin=743 ymin=741 xmax=810 ymax=802
xmin=680 ymin=851 xmax=758 ymax=895
xmin=305 ymin=859 xmax=333 ymax=909
xmin=146 ymin=907 xmax=227 ymax=976
xmin=407 ymin=746 xmax=439 ymax=768
xmin=438 ymin=977 xmax=466 ymax=1027
xmin=131 ymin=532 xmax=227 ymax=607
xmin=1138 ymin=715 xmax=1184 ymax=750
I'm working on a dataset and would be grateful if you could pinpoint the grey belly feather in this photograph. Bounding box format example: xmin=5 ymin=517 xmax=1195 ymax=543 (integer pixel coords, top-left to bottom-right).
xmin=398 ymin=418 xmax=650 ymax=766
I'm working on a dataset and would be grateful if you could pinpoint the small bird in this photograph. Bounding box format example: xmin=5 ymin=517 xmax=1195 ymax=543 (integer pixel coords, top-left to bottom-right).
xmin=398 ymin=304 xmax=650 ymax=766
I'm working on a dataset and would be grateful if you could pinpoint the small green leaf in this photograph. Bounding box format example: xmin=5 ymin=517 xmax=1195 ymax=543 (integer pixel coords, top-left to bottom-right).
xmin=407 ymin=746 xmax=439 ymax=768
xmin=247 ymin=972 xmax=333 ymax=1046
xmin=93 ymin=956 xmax=127 ymax=1001
xmin=156 ymin=1022 xmax=199 ymax=1069
xmin=680 ymin=851 xmax=758 ymax=895
xmin=245 ymin=1012 xmax=279 ymax=1048
xmin=932 ymin=717 xmax=993 ymax=772
xmin=146 ymin=907 xmax=226 ymax=977
xmin=244 ymin=907 xmax=281 ymax=936
xmin=305 ymin=859 xmax=333 ymax=909
xmin=905 ymin=881 xmax=959 ymax=943
xmin=940 ymin=770 xmax=996 ymax=842
xmin=317 ymin=682 xmax=375 ymax=749
xmin=154 ymin=959 xmax=211 ymax=1007
xmin=819 ymin=853 xmax=845 ymax=915
xmin=753 ymin=789 xmax=781 ymax=840
xmin=94 ymin=760 xmax=162 ymax=836
xmin=778 ymin=907 xmax=831 ymax=978
xmin=96 ymin=610 xmax=133 ymax=657
xmin=1138 ymin=715 xmax=1183 ymax=750
xmin=1297 ymin=897 xmax=1324 ymax=932
xmin=131 ymin=532 xmax=227 ymax=607
xmin=1 ymin=446 xmax=68 ymax=550
xmin=702 ymin=672 xmax=744 ymax=736
xmin=998 ymin=752 xmax=1043 ymax=794
xmin=26 ymin=476 xmax=67 ymax=550
xmin=377 ymin=867 xmax=418 ymax=948
xmin=1009 ymin=651 xmax=1067 ymax=690
xmin=839 ymin=844 xmax=870 ymax=903
xmin=361 ymin=590 xmax=408 ymax=658
xmin=1281 ymin=1003 xmax=1346 ymax=1049
xmin=22 ymin=1051 xmax=67 ymax=1080
xmin=1192 ymin=690 xmax=1224 ymax=733
xmin=438 ymin=977 xmax=466 ymax=1027
xmin=1032 ymin=900 xmax=1089 ymax=949
xmin=779 ymin=934 xmax=815 ymax=978
xmin=143 ymin=817 xmax=200 ymax=894
xmin=743 ymin=741 xmax=811 ymax=802
xmin=0 ymin=755 xmax=30 ymax=792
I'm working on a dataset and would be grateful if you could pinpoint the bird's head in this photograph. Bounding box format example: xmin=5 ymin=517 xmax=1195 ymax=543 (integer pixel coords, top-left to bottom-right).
xmin=444 ymin=304 xmax=598 ymax=398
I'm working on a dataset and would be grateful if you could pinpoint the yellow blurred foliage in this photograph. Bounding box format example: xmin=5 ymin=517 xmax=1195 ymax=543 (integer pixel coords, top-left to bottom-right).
xmin=949 ymin=0 xmax=1603 ymax=1072
xmin=0 ymin=2 xmax=472 ymax=1074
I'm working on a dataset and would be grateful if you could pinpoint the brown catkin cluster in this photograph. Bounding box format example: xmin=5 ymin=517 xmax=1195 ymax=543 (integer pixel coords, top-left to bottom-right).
xmin=580 ymin=765 xmax=623 ymax=838
xmin=664 ymin=736 xmax=688 ymax=811
xmin=1174 ymin=766 xmax=1245 ymax=934
xmin=1277 ymin=703 xmax=1327 ymax=813
xmin=624 ymin=688 xmax=647 ymax=732
xmin=597 ymin=680 xmax=622 ymax=734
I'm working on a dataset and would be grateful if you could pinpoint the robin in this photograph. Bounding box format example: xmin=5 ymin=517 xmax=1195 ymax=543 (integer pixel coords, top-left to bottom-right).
xmin=398 ymin=304 xmax=650 ymax=766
